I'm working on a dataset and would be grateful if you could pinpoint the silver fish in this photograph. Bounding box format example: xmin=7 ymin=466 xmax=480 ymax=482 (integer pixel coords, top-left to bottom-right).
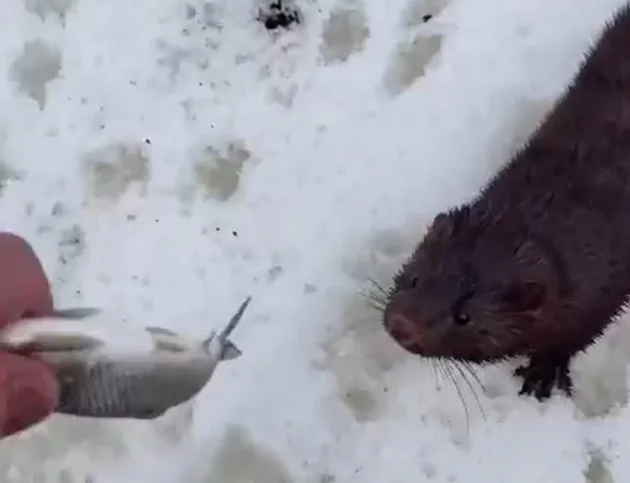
xmin=11 ymin=296 xmax=252 ymax=420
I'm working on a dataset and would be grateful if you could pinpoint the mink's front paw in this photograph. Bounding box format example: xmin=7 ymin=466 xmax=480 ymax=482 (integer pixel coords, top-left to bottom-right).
xmin=258 ymin=1 xmax=301 ymax=30
xmin=514 ymin=355 xmax=572 ymax=401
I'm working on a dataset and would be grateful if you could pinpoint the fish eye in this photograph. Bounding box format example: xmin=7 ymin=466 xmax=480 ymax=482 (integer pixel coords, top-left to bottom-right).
xmin=452 ymin=311 xmax=471 ymax=325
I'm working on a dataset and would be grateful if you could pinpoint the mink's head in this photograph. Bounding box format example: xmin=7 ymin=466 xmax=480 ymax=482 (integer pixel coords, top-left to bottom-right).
xmin=382 ymin=209 xmax=560 ymax=363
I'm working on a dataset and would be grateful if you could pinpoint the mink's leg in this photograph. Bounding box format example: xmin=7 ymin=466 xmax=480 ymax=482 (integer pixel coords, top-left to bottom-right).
xmin=259 ymin=0 xmax=301 ymax=30
xmin=514 ymin=353 xmax=573 ymax=401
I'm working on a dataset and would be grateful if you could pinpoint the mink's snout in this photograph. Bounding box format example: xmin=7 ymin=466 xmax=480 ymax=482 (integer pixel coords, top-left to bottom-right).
xmin=383 ymin=294 xmax=425 ymax=355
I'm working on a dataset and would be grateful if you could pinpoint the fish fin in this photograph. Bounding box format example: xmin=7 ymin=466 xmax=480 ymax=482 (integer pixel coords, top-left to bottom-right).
xmin=199 ymin=296 xmax=251 ymax=358
xmin=201 ymin=330 xmax=217 ymax=352
xmin=146 ymin=326 xmax=179 ymax=337
xmin=146 ymin=327 xmax=191 ymax=352
xmin=151 ymin=340 xmax=188 ymax=352
xmin=221 ymin=341 xmax=242 ymax=360
xmin=48 ymin=307 xmax=102 ymax=319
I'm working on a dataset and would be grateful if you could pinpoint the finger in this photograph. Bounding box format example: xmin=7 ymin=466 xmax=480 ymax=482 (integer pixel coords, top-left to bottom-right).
xmin=0 ymin=233 xmax=53 ymax=328
xmin=0 ymin=352 xmax=58 ymax=438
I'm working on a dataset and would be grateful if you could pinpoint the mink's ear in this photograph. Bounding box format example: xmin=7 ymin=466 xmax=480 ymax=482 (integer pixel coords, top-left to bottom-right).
xmin=506 ymin=238 xmax=555 ymax=312
xmin=501 ymin=281 xmax=547 ymax=313
xmin=430 ymin=207 xmax=470 ymax=237
xmin=432 ymin=212 xmax=451 ymax=231
xmin=425 ymin=210 xmax=457 ymax=244
xmin=419 ymin=212 xmax=454 ymax=268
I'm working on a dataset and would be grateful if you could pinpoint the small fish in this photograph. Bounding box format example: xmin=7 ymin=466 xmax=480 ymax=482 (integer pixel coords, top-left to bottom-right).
xmin=1 ymin=297 xmax=252 ymax=420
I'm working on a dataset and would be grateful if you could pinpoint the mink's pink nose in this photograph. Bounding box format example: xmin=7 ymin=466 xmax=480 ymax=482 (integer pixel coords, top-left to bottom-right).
xmin=384 ymin=312 xmax=422 ymax=349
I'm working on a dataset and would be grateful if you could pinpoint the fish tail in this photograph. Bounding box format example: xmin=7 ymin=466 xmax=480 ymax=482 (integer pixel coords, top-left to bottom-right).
xmin=220 ymin=340 xmax=242 ymax=360
xmin=218 ymin=296 xmax=252 ymax=341
xmin=201 ymin=296 xmax=251 ymax=355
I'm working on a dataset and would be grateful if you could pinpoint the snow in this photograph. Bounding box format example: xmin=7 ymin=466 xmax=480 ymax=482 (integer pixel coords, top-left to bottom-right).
xmin=0 ymin=0 xmax=629 ymax=481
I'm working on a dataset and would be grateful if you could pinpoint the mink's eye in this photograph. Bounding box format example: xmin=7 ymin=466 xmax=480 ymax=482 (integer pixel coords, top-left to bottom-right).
xmin=451 ymin=289 xmax=474 ymax=325
xmin=409 ymin=276 xmax=419 ymax=288
xmin=452 ymin=311 xmax=471 ymax=325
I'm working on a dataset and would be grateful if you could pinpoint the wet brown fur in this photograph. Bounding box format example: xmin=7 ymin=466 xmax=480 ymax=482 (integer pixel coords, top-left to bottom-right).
xmin=383 ymin=2 xmax=630 ymax=400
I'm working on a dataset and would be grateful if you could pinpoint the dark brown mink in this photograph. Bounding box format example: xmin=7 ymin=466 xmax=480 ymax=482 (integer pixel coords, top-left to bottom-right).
xmin=381 ymin=3 xmax=630 ymax=401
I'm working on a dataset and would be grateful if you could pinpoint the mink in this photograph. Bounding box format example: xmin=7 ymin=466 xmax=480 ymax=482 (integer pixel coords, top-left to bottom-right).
xmin=382 ymin=3 xmax=630 ymax=401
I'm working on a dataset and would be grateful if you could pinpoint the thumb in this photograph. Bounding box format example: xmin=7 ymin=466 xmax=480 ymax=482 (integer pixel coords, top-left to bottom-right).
xmin=0 ymin=352 xmax=59 ymax=438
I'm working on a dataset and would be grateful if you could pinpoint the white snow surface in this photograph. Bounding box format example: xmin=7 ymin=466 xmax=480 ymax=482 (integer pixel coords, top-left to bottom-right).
xmin=0 ymin=0 xmax=630 ymax=481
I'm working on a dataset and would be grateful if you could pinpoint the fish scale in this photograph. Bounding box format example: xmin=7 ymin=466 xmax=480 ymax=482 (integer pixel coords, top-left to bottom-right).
xmin=57 ymin=359 xmax=165 ymax=419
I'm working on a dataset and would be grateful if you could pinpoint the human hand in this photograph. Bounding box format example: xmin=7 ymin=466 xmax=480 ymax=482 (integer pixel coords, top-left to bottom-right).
xmin=0 ymin=233 xmax=58 ymax=438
